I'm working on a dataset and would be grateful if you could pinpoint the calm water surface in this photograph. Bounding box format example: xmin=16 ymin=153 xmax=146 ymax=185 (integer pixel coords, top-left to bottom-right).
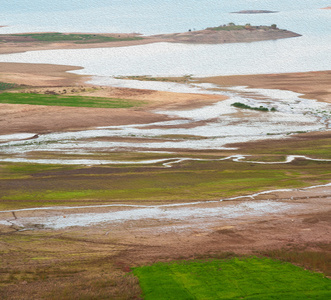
xmin=0 ymin=1 xmax=330 ymax=77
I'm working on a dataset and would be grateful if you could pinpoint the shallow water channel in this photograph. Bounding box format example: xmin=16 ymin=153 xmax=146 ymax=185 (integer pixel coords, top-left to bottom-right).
xmin=1 ymin=183 xmax=330 ymax=229
xmin=1 ymin=81 xmax=331 ymax=229
xmin=0 ymin=82 xmax=330 ymax=165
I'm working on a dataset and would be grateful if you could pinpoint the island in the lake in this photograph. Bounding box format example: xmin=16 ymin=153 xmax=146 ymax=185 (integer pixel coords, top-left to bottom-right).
xmin=0 ymin=23 xmax=301 ymax=54
xmin=232 ymin=10 xmax=278 ymax=14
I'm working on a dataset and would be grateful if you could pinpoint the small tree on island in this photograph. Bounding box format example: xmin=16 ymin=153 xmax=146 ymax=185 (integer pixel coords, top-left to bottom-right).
xmin=271 ymin=24 xmax=277 ymax=29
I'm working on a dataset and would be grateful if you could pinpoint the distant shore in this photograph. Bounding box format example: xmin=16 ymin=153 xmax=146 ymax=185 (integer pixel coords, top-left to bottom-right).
xmin=0 ymin=24 xmax=300 ymax=55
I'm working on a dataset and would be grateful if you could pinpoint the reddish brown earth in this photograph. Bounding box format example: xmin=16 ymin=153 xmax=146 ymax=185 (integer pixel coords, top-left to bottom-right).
xmin=0 ymin=60 xmax=330 ymax=298
xmin=199 ymin=70 xmax=331 ymax=103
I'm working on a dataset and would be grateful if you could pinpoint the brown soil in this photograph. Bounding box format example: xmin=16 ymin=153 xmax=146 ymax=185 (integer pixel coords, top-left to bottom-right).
xmin=0 ymin=65 xmax=226 ymax=135
xmin=0 ymin=35 xmax=160 ymax=55
xmin=199 ymin=70 xmax=331 ymax=103
xmin=115 ymin=200 xmax=331 ymax=265
xmin=0 ymin=36 xmax=330 ymax=298
xmin=153 ymin=28 xmax=299 ymax=44
xmin=2 ymin=187 xmax=330 ymax=265
xmin=0 ymin=27 xmax=300 ymax=55
xmin=0 ymin=62 xmax=86 ymax=86
xmin=0 ymin=103 xmax=171 ymax=135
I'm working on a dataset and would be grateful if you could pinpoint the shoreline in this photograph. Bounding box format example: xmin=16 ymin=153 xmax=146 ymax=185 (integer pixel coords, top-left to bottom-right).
xmin=0 ymin=26 xmax=301 ymax=55
xmin=1 ymin=60 xmax=330 ymax=101
xmin=0 ymin=60 xmax=330 ymax=135
xmin=197 ymin=71 xmax=331 ymax=104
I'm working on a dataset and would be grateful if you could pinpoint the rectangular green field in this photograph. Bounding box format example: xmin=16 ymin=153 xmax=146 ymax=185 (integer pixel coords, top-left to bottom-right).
xmin=0 ymin=93 xmax=144 ymax=108
xmin=133 ymin=257 xmax=331 ymax=299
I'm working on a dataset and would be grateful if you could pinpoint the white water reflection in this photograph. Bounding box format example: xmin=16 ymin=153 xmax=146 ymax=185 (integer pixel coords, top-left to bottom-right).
xmin=2 ymin=183 xmax=330 ymax=229
xmin=29 ymin=201 xmax=291 ymax=229
xmin=1 ymin=154 xmax=330 ymax=167
xmin=0 ymin=84 xmax=329 ymax=164
xmin=0 ymin=36 xmax=330 ymax=77
xmin=0 ymin=201 xmax=292 ymax=229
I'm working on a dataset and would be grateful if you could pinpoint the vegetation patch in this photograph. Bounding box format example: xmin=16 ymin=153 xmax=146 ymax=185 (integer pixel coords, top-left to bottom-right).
xmin=207 ymin=23 xmax=279 ymax=31
xmin=0 ymin=231 xmax=140 ymax=299
xmin=133 ymin=257 xmax=331 ymax=300
xmin=0 ymin=32 xmax=143 ymax=44
xmin=0 ymin=82 xmax=18 ymax=91
xmin=231 ymin=102 xmax=276 ymax=112
xmin=1 ymin=159 xmax=330 ymax=209
xmin=208 ymin=24 xmax=246 ymax=31
xmin=261 ymin=245 xmax=331 ymax=277
xmin=231 ymin=133 xmax=331 ymax=159
xmin=0 ymin=93 xmax=145 ymax=108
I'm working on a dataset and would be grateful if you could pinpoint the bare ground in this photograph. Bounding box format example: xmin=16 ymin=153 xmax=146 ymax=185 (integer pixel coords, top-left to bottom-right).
xmin=1 ymin=186 xmax=330 ymax=265
xmin=0 ymin=62 xmax=330 ymax=297
xmin=199 ymin=70 xmax=331 ymax=103
xmin=0 ymin=63 xmax=226 ymax=135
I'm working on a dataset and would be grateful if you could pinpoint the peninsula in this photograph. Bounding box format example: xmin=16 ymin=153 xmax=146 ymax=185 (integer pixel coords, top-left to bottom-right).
xmin=0 ymin=23 xmax=300 ymax=54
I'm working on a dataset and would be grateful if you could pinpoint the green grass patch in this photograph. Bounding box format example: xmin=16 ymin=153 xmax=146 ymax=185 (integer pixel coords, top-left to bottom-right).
xmin=0 ymin=93 xmax=144 ymax=108
xmin=207 ymin=24 xmax=279 ymax=32
xmin=231 ymin=102 xmax=275 ymax=112
xmin=1 ymin=159 xmax=330 ymax=209
xmin=237 ymin=135 xmax=331 ymax=159
xmin=5 ymin=32 xmax=143 ymax=43
xmin=208 ymin=25 xmax=246 ymax=31
xmin=133 ymin=257 xmax=331 ymax=300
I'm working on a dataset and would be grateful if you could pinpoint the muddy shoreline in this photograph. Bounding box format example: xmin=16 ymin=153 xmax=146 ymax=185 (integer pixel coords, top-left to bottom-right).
xmin=0 ymin=26 xmax=300 ymax=54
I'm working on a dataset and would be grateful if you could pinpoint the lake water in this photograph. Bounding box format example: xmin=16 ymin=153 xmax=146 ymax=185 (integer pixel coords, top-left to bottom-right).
xmin=0 ymin=1 xmax=330 ymax=36
xmin=0 ymin=1 xmax=330 ymax=77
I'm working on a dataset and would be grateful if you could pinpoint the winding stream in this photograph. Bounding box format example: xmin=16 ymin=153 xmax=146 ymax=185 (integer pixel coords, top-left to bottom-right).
xmin=0 ymin=83 xmax=330 ymax=165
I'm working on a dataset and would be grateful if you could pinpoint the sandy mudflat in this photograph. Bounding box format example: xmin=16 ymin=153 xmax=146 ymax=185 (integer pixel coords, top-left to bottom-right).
xmin=1 ymin=184 xmax=330 ymax=262
xmin=1 ymin=61 xmax=330 ymax=135
xmin=0 ymin=56 xmax=330 ymax=296
xmin=0 ymin=62 xmax=85 ymax=86
xmin=199 ymin=71 xmax=331 ymax=103
xmin=0 ymin=62 xmax=226 ymax=135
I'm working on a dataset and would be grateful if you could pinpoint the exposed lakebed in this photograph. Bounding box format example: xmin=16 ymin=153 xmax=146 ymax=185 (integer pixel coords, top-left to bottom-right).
xmin=0 ymin=82 xmax=329 ymax=165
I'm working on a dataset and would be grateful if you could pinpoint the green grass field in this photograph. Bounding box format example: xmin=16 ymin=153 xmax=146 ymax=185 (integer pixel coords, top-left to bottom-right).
xmin=133 ymin=257 xmax=331 ymax=299
xmin=0 ymin=158 xmax=330 ymax=209
xmin=0 ymin=92 xmax=144 ymax=108
xmin=1 ymin=32 xmax=143 ymax=43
